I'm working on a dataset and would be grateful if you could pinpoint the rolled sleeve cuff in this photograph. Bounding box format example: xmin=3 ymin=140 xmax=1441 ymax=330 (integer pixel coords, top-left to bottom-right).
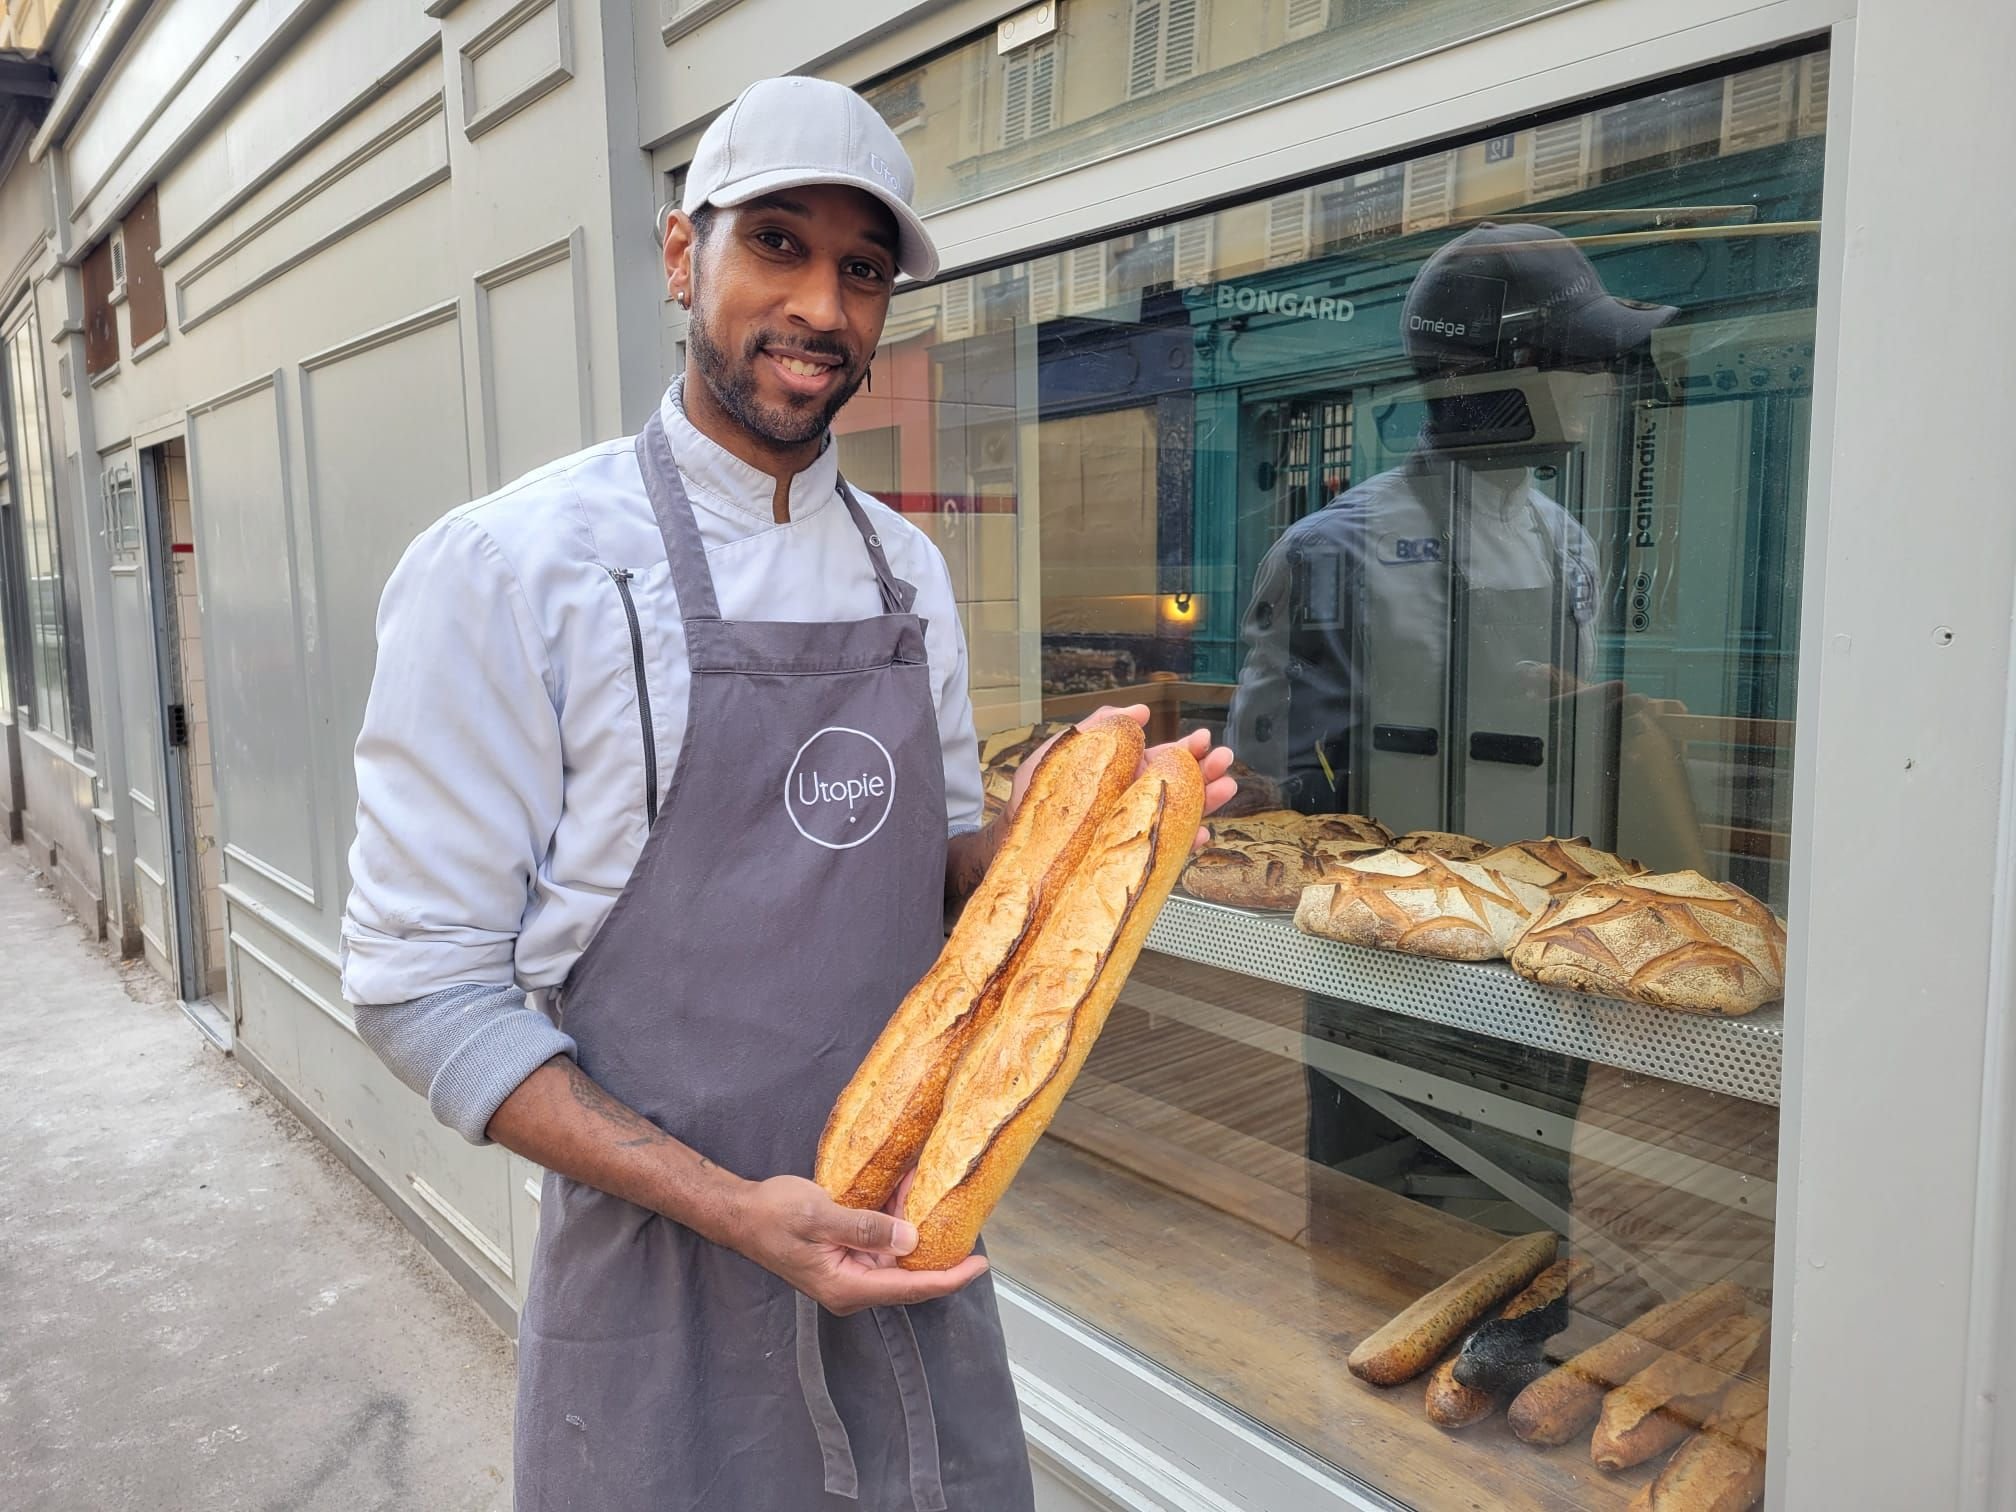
xmin=339 ymin=920 xmax=519 ymax=1007
xmin=429 ymin=1008 xmax=577 ymax=1145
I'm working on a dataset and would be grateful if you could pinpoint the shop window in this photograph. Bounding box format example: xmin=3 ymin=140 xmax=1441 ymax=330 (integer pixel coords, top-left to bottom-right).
xmin=123 ymin=186 xmax=167 ymax=351
xmin=4 ymin=304 xmax=88 ymax=748
xmin=860 ymin=0 xmax=1574 ymax=216
xmin=850 ymin=50 xmax=1828 ymax=1509
xmin=81 ymin=238 xmax=116 ymax=377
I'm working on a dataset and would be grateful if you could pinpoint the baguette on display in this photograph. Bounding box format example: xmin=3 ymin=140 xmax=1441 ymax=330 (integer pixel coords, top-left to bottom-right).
xmin=1508 ymin=1281 xmax=1745 ymax=1446
xmin=1626 ymin=1379 xmax=1769 ymax=1512
xmin=1346 ymin=1232 xmax=1557 ymax=1387
xmin=816 ymin=720 xmax=1142 ymax=1210
xmin=1509 ymin=871 xmax=1787 ymax=1017
xmin=1592 ymin=1313 xmax=1766 ymax=1471
xmin=898 ymin=746 xmax=1206 ymax=1271
xmin=1295 ymin=851 xmax=1554 ymax=962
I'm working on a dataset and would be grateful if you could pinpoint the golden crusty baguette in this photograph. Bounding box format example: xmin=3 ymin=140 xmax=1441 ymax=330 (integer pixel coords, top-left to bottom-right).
xmin=1423 ymin=1354 xmax=1498 ymax=1430
xmin=899 ymin=746 xmax=1205 ymax=1270
xmin=1346 ymin=1233 xmax=1557 ymax=1387
xmin=1626 ymin=1379 xmax=1769 ymax=1512
xmin=1509 ymin=1281 xmax=1745 ymax=1445
xmin=815 ymin=720 xmax=1142 ymax=1210
xmin=1592 ymin=1313 xmax=1765 ymax=1470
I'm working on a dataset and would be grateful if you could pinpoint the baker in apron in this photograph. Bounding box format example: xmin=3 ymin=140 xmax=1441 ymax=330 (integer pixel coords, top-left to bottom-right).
xmin=342 ymin=76 xmax=1243 ymax=1512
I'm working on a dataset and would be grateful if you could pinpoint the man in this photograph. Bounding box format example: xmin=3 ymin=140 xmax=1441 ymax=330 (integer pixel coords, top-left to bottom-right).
xmin=341 ymin=76 xmax=1233 ymax=1511
xmin=1224 ymin=222 xmax=1676 ymax=1233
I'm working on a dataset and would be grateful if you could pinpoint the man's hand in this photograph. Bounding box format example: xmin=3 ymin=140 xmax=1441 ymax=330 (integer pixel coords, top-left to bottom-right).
xmin=1010 ymin=703 xmax=1239 ymax=851
xmin=729 ymin=1175 xmax=989 ymax=1316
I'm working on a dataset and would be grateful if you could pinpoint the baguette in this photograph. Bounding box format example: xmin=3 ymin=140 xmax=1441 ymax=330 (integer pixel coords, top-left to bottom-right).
xmin=1627 ymin=1380 xmax=1769 ymax=1512
xmin=1450 ymin=1257 xmax=1596 ymax=1395
xmin=816 ymin=720 xmax=1142 ymax=1210
xmin=1423 ymin=1354 xmax=1500 ymax=1430
xmin=1508 ymin=1281 xmax=1744 ymax=1445
xmin=1346 ymin=1233 xmax=1557 ymax=1387
xmin=899 ymin=746 xmax=1205 ymax=1270
xmin=1592 ymin=1314 xmax=1765 ymax=1470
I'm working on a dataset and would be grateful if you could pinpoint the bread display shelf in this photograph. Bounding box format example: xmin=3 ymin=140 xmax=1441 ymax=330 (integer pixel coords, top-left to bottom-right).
xmin=1146 ymin=895 xmax=1783 ymax=1107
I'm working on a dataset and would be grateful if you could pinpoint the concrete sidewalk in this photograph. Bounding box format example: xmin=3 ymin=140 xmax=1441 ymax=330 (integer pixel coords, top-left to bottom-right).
xmin=0 ymin=849 xmax=515 ymax=1511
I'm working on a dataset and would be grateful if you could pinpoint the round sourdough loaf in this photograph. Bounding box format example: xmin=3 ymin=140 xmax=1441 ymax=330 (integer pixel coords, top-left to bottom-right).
xmin=1391 ymin=829 xmax=1492 ymax=861
xmin=1479 ymin=836 xmax=1648 ymax=897
xmin=1508 ymin=870 xmax=1786 ymax=1016
xmin=1293 ymin=850 xmax=1553 ymax=961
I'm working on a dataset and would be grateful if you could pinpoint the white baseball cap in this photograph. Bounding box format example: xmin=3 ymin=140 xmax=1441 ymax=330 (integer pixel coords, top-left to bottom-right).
xmin=681 ymin=76 xmax=940 ymax=281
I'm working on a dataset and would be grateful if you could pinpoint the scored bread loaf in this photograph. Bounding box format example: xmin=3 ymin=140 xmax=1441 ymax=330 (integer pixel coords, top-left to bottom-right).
xmin=1627 ymin=1379 xmax=1769 ymax=1512
xmin=1426 ymin=1258 xmax=1595 ymax=1428
xmin=1203 ymin=808 xmax=1392 ymax=848
xmin=1479 ymin=836 xmax=1648 ymax=897
xmin=1392 ymin=830 xmax=1491 ymax=861
xmin=1508 ymin=1281 xmax=1745 ymax=1446
xmin=816 ymin=720 xmax=1142 ymax=1210
xmin=1180 ymin=835 xmax=1383 ymax=911
xmin=1592 ymin=1312 xmax=1766 ymax=1470
xmin=900 ymin=746 xmax=1206 ymax=1270
xmin=1509 ymin=871 xmax=1787 ymax=1016
xmin=1295 ymin=851 xmax=1554 ymax=961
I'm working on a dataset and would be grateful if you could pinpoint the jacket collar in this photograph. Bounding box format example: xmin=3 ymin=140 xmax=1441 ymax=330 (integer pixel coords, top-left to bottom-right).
xmin=659 ymin=377 xmax=838 ymax=527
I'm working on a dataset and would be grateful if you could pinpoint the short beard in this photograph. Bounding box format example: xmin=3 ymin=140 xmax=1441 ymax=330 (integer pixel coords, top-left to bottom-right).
xmin=687 ymin=291 xmax=866 ymax=449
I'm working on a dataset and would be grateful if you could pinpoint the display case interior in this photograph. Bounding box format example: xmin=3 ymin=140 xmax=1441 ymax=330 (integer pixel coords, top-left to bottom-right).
xmin=848 ymin=41 xmax=1826 ymax=1511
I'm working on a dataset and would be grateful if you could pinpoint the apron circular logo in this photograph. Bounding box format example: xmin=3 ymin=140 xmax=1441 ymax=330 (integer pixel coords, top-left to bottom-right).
xmin=784 ymin=726 xmax=898 ymax=850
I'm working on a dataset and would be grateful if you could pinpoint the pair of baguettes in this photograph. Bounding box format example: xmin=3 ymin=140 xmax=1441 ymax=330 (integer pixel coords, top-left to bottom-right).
xmin=815 ymin=718 xmax=1205 ymax=1271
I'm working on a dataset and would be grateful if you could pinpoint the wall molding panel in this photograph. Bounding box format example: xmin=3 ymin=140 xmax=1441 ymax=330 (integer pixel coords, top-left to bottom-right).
xmin=175 ymin=95 xmax=452 ymax=332
xmin=460 ymin=0 xmax=574 ymax=141
xmin=472 ymin=227 xmax=590 ymax=489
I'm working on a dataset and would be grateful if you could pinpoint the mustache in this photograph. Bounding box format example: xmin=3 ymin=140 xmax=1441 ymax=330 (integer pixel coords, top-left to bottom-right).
xmin=743 ymin=329 xmax=856 ymax=367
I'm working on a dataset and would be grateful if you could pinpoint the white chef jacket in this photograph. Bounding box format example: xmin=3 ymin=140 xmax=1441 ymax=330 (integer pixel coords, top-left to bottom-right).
xmin=340 ymin=381 xmax=982 ymax=1011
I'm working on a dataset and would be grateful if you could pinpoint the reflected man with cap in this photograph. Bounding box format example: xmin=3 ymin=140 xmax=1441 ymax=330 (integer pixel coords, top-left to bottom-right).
xmin=342 ymin=74 xmax=1233 ymax=1511
xmin=1222 ymin=222 xmax=1675 ymax=1214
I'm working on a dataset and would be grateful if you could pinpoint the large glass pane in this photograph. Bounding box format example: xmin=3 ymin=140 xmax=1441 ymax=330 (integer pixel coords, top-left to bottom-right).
xmin=863 ymin=0 xmax=1585 ymax=216
xmin=844 ymin=51 xmax=1825 ymax=1509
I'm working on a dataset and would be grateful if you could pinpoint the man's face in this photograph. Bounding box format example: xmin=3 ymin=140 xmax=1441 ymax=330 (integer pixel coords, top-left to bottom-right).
xmin=678 ymin=186 xmax=898 ymax=449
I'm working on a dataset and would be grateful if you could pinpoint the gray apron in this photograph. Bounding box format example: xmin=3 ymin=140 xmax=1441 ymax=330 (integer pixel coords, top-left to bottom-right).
xmin=513 ymin=412 xmax=1035 ymax=1512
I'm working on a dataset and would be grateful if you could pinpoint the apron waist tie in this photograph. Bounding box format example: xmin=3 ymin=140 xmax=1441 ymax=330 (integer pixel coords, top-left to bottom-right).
xmin=795 ymin=1290 xmax=948 ymax=1512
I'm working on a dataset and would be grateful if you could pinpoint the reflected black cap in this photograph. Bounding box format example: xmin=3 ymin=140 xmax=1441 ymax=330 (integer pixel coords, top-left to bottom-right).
xmin=1400 ymin=222 xmax=1677 ymax=373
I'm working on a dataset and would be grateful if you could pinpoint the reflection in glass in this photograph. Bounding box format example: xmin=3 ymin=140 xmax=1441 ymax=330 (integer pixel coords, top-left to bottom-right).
xmin=843 ymin=55 xmax=1825 ymax=1508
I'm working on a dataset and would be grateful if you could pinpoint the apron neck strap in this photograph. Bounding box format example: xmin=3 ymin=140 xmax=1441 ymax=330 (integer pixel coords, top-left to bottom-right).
xmin=836 ymin=480 xmax=916 ymax=616
xmin=636 ymin=410 xmax=722 ymax=621
xmin=635 ymin=409 xmax=918 ymax=622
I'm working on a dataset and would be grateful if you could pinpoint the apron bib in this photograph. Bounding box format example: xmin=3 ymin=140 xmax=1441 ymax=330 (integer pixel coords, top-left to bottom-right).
xmin=513 ymin=412 xmax=1034 ymax=1512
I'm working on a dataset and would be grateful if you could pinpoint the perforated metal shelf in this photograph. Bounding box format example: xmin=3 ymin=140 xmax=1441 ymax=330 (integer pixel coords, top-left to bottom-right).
xmin=1145 ymin=895 xmax=1783 ymax=1107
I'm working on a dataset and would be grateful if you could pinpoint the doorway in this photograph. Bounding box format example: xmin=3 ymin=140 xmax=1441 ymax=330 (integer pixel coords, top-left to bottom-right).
xmin=141 ymin=439 xmax=226 ymax=1020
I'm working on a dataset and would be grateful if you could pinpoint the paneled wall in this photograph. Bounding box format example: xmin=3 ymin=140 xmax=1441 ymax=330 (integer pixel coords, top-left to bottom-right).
xmin=22 ymin=0 xmax=658 ymax=1317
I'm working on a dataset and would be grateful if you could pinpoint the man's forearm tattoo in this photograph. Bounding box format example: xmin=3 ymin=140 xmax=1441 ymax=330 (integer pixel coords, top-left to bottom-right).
xmin=560 ymin=1059 xmax=713 ymax=1169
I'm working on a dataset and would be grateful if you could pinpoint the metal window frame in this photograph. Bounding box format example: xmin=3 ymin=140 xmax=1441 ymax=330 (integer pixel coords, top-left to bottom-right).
xmin=650 ymin=0 xmax=2016 ymax=1506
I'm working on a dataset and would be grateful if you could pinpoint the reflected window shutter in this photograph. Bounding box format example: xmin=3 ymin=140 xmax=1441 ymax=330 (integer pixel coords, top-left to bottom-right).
xmin=1029 ymin=254 xmax=1062 ymax=322
xmin=1164 ymin=0 xmax=1200 ymax=84
xmin=1174 ymin=216 xmax=1216 ymax=287
xmin=1722 ymin=62 xmax=1796 ymax=152
xmin=1797 ymin=52 xmax=1831 ymax=136
xmin=1128 ymin=0 xmax=1163 ymax=98
xmin=1002 ymin=50 xmax=1031 ymax=146
xmin=1528 ymin=117 xmax=1591 ymax=197
xmin=941 ymin=279 xmax=975 ymax=340
xmin=1401 ymin=150 xmax=1457 ymax=233
xmin=1068 ymin=244 xmax=1108 ymax=313
xmin=1266 ymin=192 xmax=1311 ymax=267
xmin=1286 ymin=0 xmax=1329 ymax=39
xmin=1028 ymin=38 xmax=1058 ymax=134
